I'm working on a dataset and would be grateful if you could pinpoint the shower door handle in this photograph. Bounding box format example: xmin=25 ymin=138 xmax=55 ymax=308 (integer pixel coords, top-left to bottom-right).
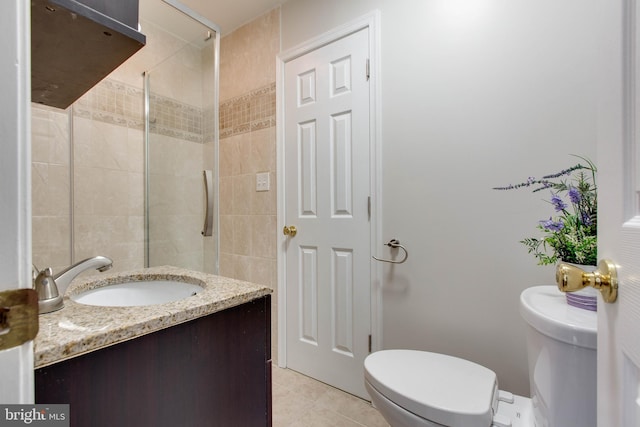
xmin=202 ymin=170 xmax=213 ymax=237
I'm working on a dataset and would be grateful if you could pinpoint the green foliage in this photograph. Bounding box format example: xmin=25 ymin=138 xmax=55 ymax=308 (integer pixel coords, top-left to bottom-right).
xmin=495 ymin=156 xmax=597 ymax=266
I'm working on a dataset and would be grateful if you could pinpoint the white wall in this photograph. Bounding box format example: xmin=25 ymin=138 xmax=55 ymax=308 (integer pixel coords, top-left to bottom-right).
xmin=281 ymin=0 xmax=597 ymax=395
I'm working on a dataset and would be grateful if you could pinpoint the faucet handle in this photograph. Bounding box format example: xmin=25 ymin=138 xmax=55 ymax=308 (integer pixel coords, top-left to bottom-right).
xmin=34 ymin=267 xmax=64 ymax=314
xmin=34 ymin=267 xmax=58 ymax=300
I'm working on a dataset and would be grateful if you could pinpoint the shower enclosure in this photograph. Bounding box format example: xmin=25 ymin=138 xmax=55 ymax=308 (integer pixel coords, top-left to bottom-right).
xmin=143 ymin=0 xmax=220 ymax=274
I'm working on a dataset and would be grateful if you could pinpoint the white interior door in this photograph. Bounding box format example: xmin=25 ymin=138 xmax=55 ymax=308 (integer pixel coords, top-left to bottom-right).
xmin=0 ymin=0 xmax=34 ymax=404
xmin=282 ymin=27 xmax=371 ymax=399
xmin=598 ymin=0 xmax=640 ymax=424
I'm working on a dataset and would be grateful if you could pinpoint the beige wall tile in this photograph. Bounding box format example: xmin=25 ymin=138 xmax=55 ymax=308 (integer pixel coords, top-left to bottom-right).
xmin=233 ymin=215 xmax=252 ymax=256
xmin=219 ymin=8 xmax=280 ymax=361
xmin=220 ymin=9 xmax=280 ymax=102
xmin=220 ymin=215 xmax=234 ymax=253
xmin=234 ymin=132 xmax=253 ymax=176
xmin=31 ymin=163 xmax=50 ymax=217
xmin=219 ymin=176 xmax=233 ymax=215
xmin=249 ymin=256 xmax=274 ymax=289
xmin=32 ymin=105 xmax=72 ymax=271
xmin=232 ymin=175 xmax=252 ymax=215
xmin=250 ymin=126 xmax=276 ymax=172
xmin=219 ymin=137 xmax=237 ymax=178
xmin=127 ymin=128 xmax=145 ymax=173
xmin=96 ymin=169 xmax=130 ymax=216
xmin=251 ymin=215 xmax=276 ymax=259
xmin=219 ymin=253 xmax=235 ymax=278
xmin=32 ymin=216 xmax=71 ymax=274
xmin=127 ymin=172 xmax=145 ymax=216
xmin=233 ymin=255 xmax=253 ymax=282
xmin=31 ymin=106 xmax=70 ymax=165
xmin=47 ymin=165 xmax=71 ymax=216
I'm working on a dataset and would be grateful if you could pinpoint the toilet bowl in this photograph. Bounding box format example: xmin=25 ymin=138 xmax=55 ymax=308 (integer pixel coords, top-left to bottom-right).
xmin=364 ymin=286 xmax=597 ymax=427
xmin=365 ymin=349 xmax=533 ymax=427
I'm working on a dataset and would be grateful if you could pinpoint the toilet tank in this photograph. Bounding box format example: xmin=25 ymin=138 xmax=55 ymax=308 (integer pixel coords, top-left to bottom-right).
xmin=520 ymin=286 xmax=597 ymax=427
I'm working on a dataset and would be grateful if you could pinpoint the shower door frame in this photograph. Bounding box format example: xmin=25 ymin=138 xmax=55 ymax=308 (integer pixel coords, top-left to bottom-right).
xmin=143 ymin=0 xmax=221 ymax=273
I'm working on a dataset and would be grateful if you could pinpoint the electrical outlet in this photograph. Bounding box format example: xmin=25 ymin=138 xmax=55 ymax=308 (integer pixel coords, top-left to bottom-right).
xmin=256 ymin=172 xmax=270 ymax=192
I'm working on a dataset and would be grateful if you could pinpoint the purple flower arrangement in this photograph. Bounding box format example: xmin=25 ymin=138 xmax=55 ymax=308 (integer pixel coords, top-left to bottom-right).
xmin=494 ymin=156 xmax=597 ymax=265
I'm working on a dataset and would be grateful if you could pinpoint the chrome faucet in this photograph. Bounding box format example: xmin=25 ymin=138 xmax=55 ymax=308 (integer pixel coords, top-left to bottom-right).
xmin=33 ymin=256 xmax=113 ymax=314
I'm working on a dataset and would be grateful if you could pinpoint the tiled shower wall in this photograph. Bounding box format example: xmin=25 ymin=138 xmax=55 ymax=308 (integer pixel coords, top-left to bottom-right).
xmin=145 ymin=29 xmax=216 ymax=274
xmin=32 ymin=18 xmax=215 ymax=276
xmin=32 ymin=79 xmax=141 ymax=273
xmin=32 ymin=105 xmax=72 ymax=274
xmin=219 ymin=8 xmax=280 ymax=361
xmin=31 ymin=82 xmax=145 ymax=275
xmin=71 ymin=81 xmax=146 ymax=273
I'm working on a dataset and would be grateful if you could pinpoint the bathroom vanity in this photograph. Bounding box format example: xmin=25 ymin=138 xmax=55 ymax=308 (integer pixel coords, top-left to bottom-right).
xmin=34 ymin=267 xmax=272 ymax=427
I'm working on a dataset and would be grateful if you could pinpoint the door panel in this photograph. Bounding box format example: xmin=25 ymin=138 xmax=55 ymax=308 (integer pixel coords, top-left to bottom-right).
xmin=620 ymin=225 xmax=640 ymax=425
xmin=299 ymin=246 xmax=318 ymax=344
xmin=598 ymin=0 xmax=640 ymax=424
xmin=284 ymin=27 xmax=370 ymax=398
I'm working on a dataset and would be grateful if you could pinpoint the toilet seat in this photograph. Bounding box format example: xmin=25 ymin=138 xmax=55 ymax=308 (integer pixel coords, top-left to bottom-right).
xmin=364 ymin=350 xmax=498 ymax=427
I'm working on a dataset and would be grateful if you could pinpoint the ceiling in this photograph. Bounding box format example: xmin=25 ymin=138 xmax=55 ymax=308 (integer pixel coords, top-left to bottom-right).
xmin=179 ymin=0 xmax=284 ymax=35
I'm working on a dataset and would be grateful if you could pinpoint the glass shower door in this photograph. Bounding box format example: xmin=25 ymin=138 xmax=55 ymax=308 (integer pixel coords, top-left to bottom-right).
xmin=144 ymin=20 xmax=218 ymax=274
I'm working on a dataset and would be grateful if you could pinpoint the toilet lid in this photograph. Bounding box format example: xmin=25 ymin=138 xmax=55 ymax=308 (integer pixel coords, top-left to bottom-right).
xmin=520 ymin=286 xmax=597 ymax=349
xmin=364 ymin=350 xmax=497 ymax=427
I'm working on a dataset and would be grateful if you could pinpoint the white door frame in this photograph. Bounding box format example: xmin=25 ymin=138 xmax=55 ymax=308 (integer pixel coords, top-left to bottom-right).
xmin=0 ymin=0 xmax=34 ymax=403
xmin=276 ymin=11 xmax=382 ymax=367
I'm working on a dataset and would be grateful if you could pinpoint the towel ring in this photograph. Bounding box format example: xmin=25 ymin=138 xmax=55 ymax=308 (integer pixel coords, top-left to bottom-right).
xmin=372 ymin=239 xmax=408 ymax=264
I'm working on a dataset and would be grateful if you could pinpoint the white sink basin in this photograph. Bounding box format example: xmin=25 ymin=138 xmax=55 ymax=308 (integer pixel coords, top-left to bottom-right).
xmin=70 ymin=280 xmax=203 ymax=307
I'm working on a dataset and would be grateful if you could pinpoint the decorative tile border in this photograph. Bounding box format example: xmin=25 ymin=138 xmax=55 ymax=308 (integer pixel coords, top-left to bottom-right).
xmin=54 ymin=77 xmax=276 ymax=143
xmin=220 ymin=83 xmax=276 ymax=139
xmin=64 ymin=78 xmax=276 ymax=142
xmin=73 ymin=79 xmax=145 ymax=130
xmin=148 ymin=93 xmax=204 ymax=143
xmin=74 ymin=78 xmax=208 ymax=144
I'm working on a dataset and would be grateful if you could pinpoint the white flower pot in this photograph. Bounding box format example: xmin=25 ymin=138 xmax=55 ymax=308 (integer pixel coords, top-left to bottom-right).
xmin=562 ymin=262 xmax=598 ymax=311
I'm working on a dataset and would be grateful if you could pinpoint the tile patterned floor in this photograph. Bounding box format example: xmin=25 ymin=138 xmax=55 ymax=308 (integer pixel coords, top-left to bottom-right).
xmin=272 ymin=366 xmax=389 ymax=427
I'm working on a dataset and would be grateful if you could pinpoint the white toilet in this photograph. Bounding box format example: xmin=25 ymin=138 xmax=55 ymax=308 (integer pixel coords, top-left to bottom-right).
xmin=364 ymin=286 xmax=597 ymax=427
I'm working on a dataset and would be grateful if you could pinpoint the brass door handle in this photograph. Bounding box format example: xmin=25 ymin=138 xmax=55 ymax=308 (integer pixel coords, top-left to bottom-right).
xmin=556 ymin=259 xmax=618 ymax=303
xmin=283 ymin=225 xmax=297 ymax=237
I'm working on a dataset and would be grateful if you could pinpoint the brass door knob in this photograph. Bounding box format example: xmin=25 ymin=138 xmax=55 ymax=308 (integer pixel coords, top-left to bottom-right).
xmin=283 ymin=225 xmax=297 ymax=237
xmin=556 ymin=259 xmax=618 ymax=303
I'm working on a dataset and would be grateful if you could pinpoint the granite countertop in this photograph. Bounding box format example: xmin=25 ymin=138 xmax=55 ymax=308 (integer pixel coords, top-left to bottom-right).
xmin=34 ymin=266 xmax=272 ymax=369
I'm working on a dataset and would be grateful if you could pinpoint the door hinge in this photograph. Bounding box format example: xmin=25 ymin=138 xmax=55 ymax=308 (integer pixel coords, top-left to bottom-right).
xmin=366 ymin=58 xmax=370 ymax=81
xmin=368 ymin=334 xmax=372 ymax=353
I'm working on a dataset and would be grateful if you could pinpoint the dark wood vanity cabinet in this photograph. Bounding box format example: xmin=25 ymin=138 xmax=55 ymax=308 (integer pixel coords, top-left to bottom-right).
xmin=36 ymin=295 xmax=272 ymax=427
